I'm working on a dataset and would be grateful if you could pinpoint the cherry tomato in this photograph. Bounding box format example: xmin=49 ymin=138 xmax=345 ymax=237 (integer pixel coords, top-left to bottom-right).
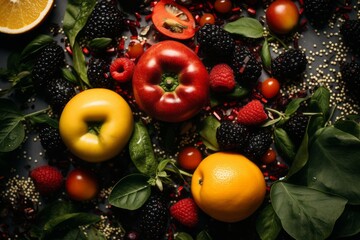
xmin=265 ymin=0 xmax=299 ymax=35
xmin=261 ymin=77 xmax=280 ymax=99
xmin=65 ymin=169 xmax=99 ymax=201
xmin=199 ymin=13 xmax=215 ymax=27
xmin=214 ymin=0 xmax=232 ymax=14
xmin=177 ymin=146 xmax=203 ymax=171
xmin=127 ymin=40 xmax=144 ymax=59
xmin=261 ymin=148 xmax=277 ymax=164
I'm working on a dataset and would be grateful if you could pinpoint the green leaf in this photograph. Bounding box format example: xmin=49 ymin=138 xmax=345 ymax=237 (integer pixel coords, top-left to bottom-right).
xmin=28 ymin=114 xmax=59 ymax=128
xmin=88 ymin=38 xmax=112 ymax=49
xmin=332 ymin=204 xmax=360 ymax=238
xmin=196 ymin=230 xmax=212 ymax=240
xmin=85 ymin=226 xmax=107 ymax=240
xmin=175 ymin=232 xmax=194 ymax=240
xmin=129 ymin=121 xmax=158 ymax=176
xmin=0 ymin=99 xmax=25 ymax=152
xmin=286 ymin=131 xmax=309 ymax=179
xmin=224 ymin=17 xmax=264 ymax=38
xmin=306 ymin=126 xmax=360 ymax=204
xmin=256 ymin=204 xmax=282 ymax=240
xmin=199 ymin=116 xmax=220 ymax=151
xmin=222 ymin=84 xmax=249 ymax=99
xmin=334 ymin=119 xmax=360 ymax=139
xmin=109 ymin=173 xmax=151 ymax=210
xmin=309 ymin=86 xmax=330 ymax=117
xmin=63 ymin=0 xmax=97 ymax=47
xmin=261 ymin=38 xmax=271 ymax=69
xmin=284 ymin=97 xmax=309 ymax=117
xmin=61 ymin=67 xmax=78 ymax=84
xmin=72 ymin=41 xmax=90 ymax=87
xmin=271 ymin=182 xmax=348 ymax=240
xmin=20 ymin=35 xmax=54 ymax=60
xmin=274 ymin=128 xmax=295 ymax=161
xmin=7 ymin=52 xmax=21 ymax=73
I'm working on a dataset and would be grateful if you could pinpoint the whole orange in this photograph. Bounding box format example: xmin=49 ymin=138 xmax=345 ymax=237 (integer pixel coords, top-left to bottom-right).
xmin=191 ymin=152 xmax=266 ymax=222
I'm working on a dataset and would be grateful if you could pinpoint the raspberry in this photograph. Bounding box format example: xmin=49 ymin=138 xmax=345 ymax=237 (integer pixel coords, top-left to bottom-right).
xmin=209 ymin=63 xmax=236 ymax=93
xmin=216 ymin=121 xmax=251 ymax=151
xmin=170 ymin=198 xmax=199 ymax=228
xmin=237 ymin=100 xmax=268 ymax=125
xmin=110 ymin=57 xmax=135 ymax=82
xmin=30 ymin=165 xmax=63 ymax=195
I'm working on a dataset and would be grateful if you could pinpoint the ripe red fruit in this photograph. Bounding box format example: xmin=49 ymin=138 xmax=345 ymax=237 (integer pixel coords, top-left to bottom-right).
xmin=266 ymin=0 xmax=299 ymax=35
xmin=65 ymin=169 xmax=98 ymax=201
xmin=214 ymin=0 xmax=232 ymax=14
xmin=177 ymin=146 xmax=202 ymax=172
xmin=110 ymin=57 xmax=135 ymax=83
xmin=209 ymin=63 xmax=236 ymax=93
xmin=261 ymin=77 xmax=280 ymax=99
xmin=237 ymin=100 xmax=268 ymax=125
xmin=127 ymin=40 xmax=144 ymax=59
xmin=199 ymin=13 xmax=215 ymax=27
xmin=170 ymin=198 xmax=199 ymax=228
xmin=30 ymin=165 xmax=63 ymax=195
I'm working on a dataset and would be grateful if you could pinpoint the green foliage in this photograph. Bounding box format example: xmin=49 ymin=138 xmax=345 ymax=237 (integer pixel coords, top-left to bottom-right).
xmin=256 ymin=204 xmax=282 ymax=240
xmin=224 ymin=17 xmax=264 ymax=38
xmin=199 ymin=116 xmax=220 ymax=151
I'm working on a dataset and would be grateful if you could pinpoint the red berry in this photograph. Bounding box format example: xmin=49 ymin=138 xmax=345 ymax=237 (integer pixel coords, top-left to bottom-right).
xmin=110 ymin=57 xmax=135 ymax=83
xmin=127 ymin=40 xmax=144 ymax=59
xmin=261 ymin=148 xmax=277 ymax=164
xmin=261 ymin=77 xmax=280 ymax=99
xmin=209 ymin=63 xmax=236 ymax=93
xmin=177 ymin=146 xmax=202 ymax=172
xmin=199 ymin=13 xmax=215 ymax=27
xmin=30 ymin=165 xmax=63 ymax=195
xmin=170 ymin=198 xmax=199 ymax=228
xmin=237 ymin=100 xmax=268 ymax=125
xmin=214 ymin=0 xmax=232 ymax=14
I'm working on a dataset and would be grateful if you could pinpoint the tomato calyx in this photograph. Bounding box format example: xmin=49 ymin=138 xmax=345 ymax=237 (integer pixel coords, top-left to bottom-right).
xmin=152 ymin=0 xmax=195 ymax=40
xmin=160 ymin=73 xmax=179 ymax=92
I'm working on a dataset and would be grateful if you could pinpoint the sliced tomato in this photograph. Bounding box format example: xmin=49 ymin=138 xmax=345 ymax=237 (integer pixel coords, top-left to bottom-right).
xmin=152 ymin=0 xmax=196 ymax=40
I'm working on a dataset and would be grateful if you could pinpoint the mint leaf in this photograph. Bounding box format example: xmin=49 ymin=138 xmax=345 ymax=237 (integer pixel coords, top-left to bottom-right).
xmin=109 ymin=173 xmax=151 ymax=210
xmin=224 ymin=17 xmax=264 ymax=38
xmin=271 ymin=182 xmax=347 ymax=240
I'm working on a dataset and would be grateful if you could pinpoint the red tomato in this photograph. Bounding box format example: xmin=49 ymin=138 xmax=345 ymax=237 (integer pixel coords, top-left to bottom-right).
xmin=199 ymin=13 xmax=215 ymax=27
xmin=127 ymin=40 xmax=144 ymax=59
xmin=261 ymin=77 xmax=280 ymax=99
xmin=66 ymin=169 xmax=99 ymax=201
xmin=178 ymin=146 xmax=203 ymax=171
xmin=152 ymin=0 xmax=196 ymax=40
xmin=261 ymin=148 xmax=277 ymax=164
xmin=265 ymin=0 xmax=299 ymax=35
xmin=214 ymin=0 xmax=232 ymax=14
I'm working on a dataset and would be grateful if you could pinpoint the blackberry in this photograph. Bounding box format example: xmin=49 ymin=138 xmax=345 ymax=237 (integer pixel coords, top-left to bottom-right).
xmin=230 ymin=45 xmax=262 ymax=85
xmin=138 ymin=194 xmax=169 ymax=240
xmin=87 ymin=57 xmax=114 ymax=89
xmin=340 ymin=19 xmax=360 ymax=54
xmin=243 ymin=127 xmax=273 ymax=161
xmin=45 ymin=78 xmax=76 ymax=113
xmin=340 ymin=61 xmax=360 ymax=102
xmin=82 ymin=0 xmax=125 ymax=40
xmin=282 ymin=113 xmax=309 ymax=147
xmin=303 ymin=0 xmax=334 ymax=26
xmin=196 ymin=24 xmax=235 ymax=59
xmin=271 ymin=49 xmax=307 ymax=80
xmin=38 ymin=125 xmax=67 ymax=154
xmin=216 ymin=121 xmax=251 ymax=151
xmin=32 ymin=43 xmax=65 ymax=91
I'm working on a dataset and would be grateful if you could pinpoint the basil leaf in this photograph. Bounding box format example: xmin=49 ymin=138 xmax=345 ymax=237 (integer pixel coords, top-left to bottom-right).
xmin=7 ymin=52 xmax=21 ymax=73
xmin=334 ymin=119 xmax=360 ymax=139
xmin=0 ymin=99 xmax=25 ymax=152
xmin=222 ymin=84 xmax=249 ymax=99
xmin=284 ymin=97 xmax=309 ymax=117
xmin=88 ymin=37 xmax=112 ymax=49
xmin=196 ymin=230 xmax=212 ymax=240
xmin=20 ymin=35 xmax=54 ymax=60
xmin=224 ymin=17 xmax=264 ymax=38
xmin=129 ymin=121 xmax=157 ymax=176
xmin=85 ymin=226 xmax=107 ymax=240
xmin=72 ymin=41 xmax=90 ymax=87
xmin=61 ymin=67 xmax=78 ymax=84
xmin=261 ymin=38 xmax=271 ymax=69
xmin=109 ymin=173 xmax=151 ymax=210
xmin=53 ymin=228 xmax=87 ymax=240
xmin=175 ymin=232 xmax=194 ymax=240
xmin=271 ymin=182 xmax=348 ymax=240
xmin=309 ymin=86 xmax=330 ymax=117
xmin=286 ymin=131 xmax=309 ymax=180
xmin=199 ymin=116 xmax=220 ymax=151
xmin=28 ymin=114 xmax=59 ymax=128
xmin=63 ymin=0 xmax=97 ymax=47
xmin=256 ymin=204 xmax=282 ymax=240
xmin=332 ymin=204 xmax=360 ymax=238
xmin=307 ymin=126 xmax=360 ymax=204
xmin=274 ymin=128 xmax=295 ymax=161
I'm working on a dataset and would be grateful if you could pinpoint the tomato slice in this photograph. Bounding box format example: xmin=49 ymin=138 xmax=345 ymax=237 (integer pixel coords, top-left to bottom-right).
xmin=152 ymin=0 xmax=196 ymax=40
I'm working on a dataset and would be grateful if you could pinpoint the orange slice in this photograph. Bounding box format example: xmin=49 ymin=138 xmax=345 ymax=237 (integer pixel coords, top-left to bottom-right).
xmin=0 ymin=0 xmax=54 ymax=34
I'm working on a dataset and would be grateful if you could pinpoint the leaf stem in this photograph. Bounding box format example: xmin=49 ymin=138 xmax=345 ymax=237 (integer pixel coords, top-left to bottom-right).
xmin=265 ymin=107 xmax=285 ymax=117
xmin=23 ymin=106 xmax=51 ymax=119
xmin=178 ymin=169 xmax=193 ymax=177
xmin=267 ymin=34 xmax=288 ymax=49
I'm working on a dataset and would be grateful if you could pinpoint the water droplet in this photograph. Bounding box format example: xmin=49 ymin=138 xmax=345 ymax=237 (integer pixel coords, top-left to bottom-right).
xmin=312 ymin=177 xmax=317 ymax=181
